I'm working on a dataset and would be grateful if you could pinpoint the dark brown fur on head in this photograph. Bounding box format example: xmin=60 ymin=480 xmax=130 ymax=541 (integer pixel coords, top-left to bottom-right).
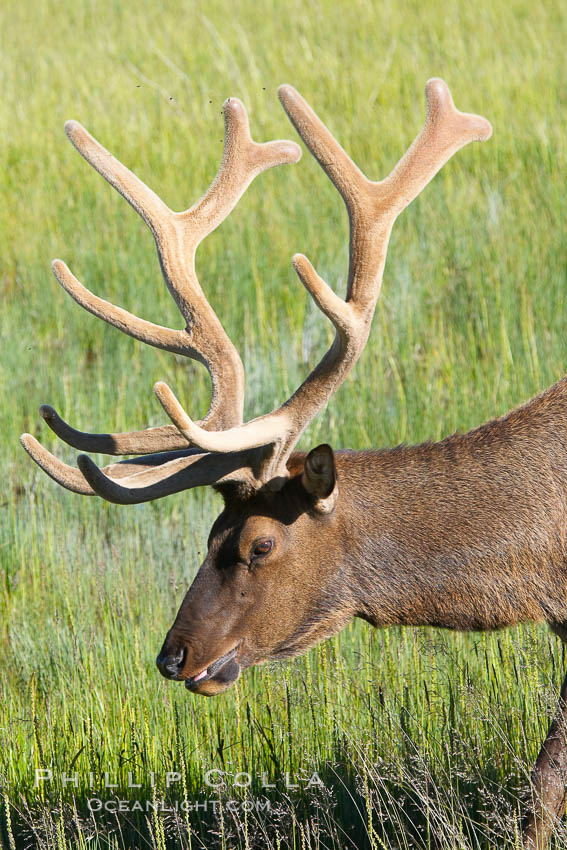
xmin=157 ymin=444 xmax=355 ymax=694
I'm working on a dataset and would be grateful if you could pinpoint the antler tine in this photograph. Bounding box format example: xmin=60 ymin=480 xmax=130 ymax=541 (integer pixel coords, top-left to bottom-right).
xmin=378 ymin=79 xmax=492 ymax=217
xmin=20 ymin=434 xmax=192 ymax=494
xmin=76 ymin=450 xmax=256 ymax=505
xmin=153 ymin=381 xmax=286 ymax=455
xmin=21 ymin=433 xmax=96 ymax=494
xmin=153 ymin=79 xmax=492 ymax=487
xmin=38 ymin=405 xmax=188 ymax=455
xmin=37 ymin=103 xmax=301 ymax=460
xmin=20 ymin=431 xmax=230 ymax=499
xmin=179 ymin=97 xmax=302 ymax=239
xmin=51 ymin=260 xmax=197 ymax=358
xmin=64 ymin=120 xmax=171 ymax=235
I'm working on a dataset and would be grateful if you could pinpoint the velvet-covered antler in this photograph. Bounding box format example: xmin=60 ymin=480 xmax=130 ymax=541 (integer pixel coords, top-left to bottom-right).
xmin=21 ymin=79 xmax=491 ymax=501
xmin=21 ymin=98 xmax=300 ymax=492
xmin=153 ymin=79 xmax=492 ymax=486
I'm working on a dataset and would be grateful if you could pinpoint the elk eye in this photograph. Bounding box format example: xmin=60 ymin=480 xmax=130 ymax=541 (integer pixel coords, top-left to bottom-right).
xmin=251 ymin=538 xmax=274 ymax=560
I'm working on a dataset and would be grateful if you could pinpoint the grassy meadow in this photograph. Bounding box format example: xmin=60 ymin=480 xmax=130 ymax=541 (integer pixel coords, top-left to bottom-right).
xmin=1 ymin=0 xmax=567 ymax=846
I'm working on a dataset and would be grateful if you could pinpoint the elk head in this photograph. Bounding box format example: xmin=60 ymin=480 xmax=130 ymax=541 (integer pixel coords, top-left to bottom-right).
xmin=21 ymin=80 xmax=491 ymax=695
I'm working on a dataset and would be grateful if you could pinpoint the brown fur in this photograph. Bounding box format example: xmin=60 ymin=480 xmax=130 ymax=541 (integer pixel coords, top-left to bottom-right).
xmin=158 ymin=375 xmax=567 ymax=697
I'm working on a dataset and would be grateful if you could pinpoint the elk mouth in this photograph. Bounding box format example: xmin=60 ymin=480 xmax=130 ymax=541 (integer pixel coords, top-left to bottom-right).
xmin=184 ymin=646 xmax=240 ymax=694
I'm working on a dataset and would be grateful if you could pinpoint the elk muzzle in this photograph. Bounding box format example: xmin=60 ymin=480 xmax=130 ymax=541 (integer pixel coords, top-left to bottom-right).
xmin=156 ymin=630 xmax=242 ymax=696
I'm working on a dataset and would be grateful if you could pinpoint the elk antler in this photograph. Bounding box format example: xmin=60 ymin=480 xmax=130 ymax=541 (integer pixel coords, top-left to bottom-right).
xmin=21 ymin=98 xmax=300 ymax=490
xmin=152 ymin=79 xmax=492 ymax=486
xmin=21 ymin=79 xmax=491 ymax=501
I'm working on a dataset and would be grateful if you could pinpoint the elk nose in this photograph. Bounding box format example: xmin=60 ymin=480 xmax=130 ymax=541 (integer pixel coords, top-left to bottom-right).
xmin=156 ymin=647 xmax=186 ymax=679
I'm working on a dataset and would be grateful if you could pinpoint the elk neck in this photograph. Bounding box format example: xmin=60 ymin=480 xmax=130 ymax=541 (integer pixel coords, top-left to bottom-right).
xmin=330 ymin=377 xmax=567 ymax=634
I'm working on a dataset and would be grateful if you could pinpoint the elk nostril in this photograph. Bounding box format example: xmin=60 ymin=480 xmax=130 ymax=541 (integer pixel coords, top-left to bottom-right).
xmin=156 ymin=646 xmax=186 ymax=679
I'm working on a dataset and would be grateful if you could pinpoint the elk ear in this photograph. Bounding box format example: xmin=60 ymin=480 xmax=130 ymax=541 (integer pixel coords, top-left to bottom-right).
xmin=302 ymin=444 xmax=338 ymax=514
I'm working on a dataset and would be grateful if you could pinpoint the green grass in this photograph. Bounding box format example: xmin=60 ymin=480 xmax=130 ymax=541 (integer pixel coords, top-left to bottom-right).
xmin=2 ymin=0 xmax=567 ymax=846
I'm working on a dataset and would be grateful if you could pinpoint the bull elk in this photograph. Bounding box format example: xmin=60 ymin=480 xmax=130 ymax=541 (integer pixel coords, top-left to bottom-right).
xmin=20 ymin=79 xmax=567 ymax=847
